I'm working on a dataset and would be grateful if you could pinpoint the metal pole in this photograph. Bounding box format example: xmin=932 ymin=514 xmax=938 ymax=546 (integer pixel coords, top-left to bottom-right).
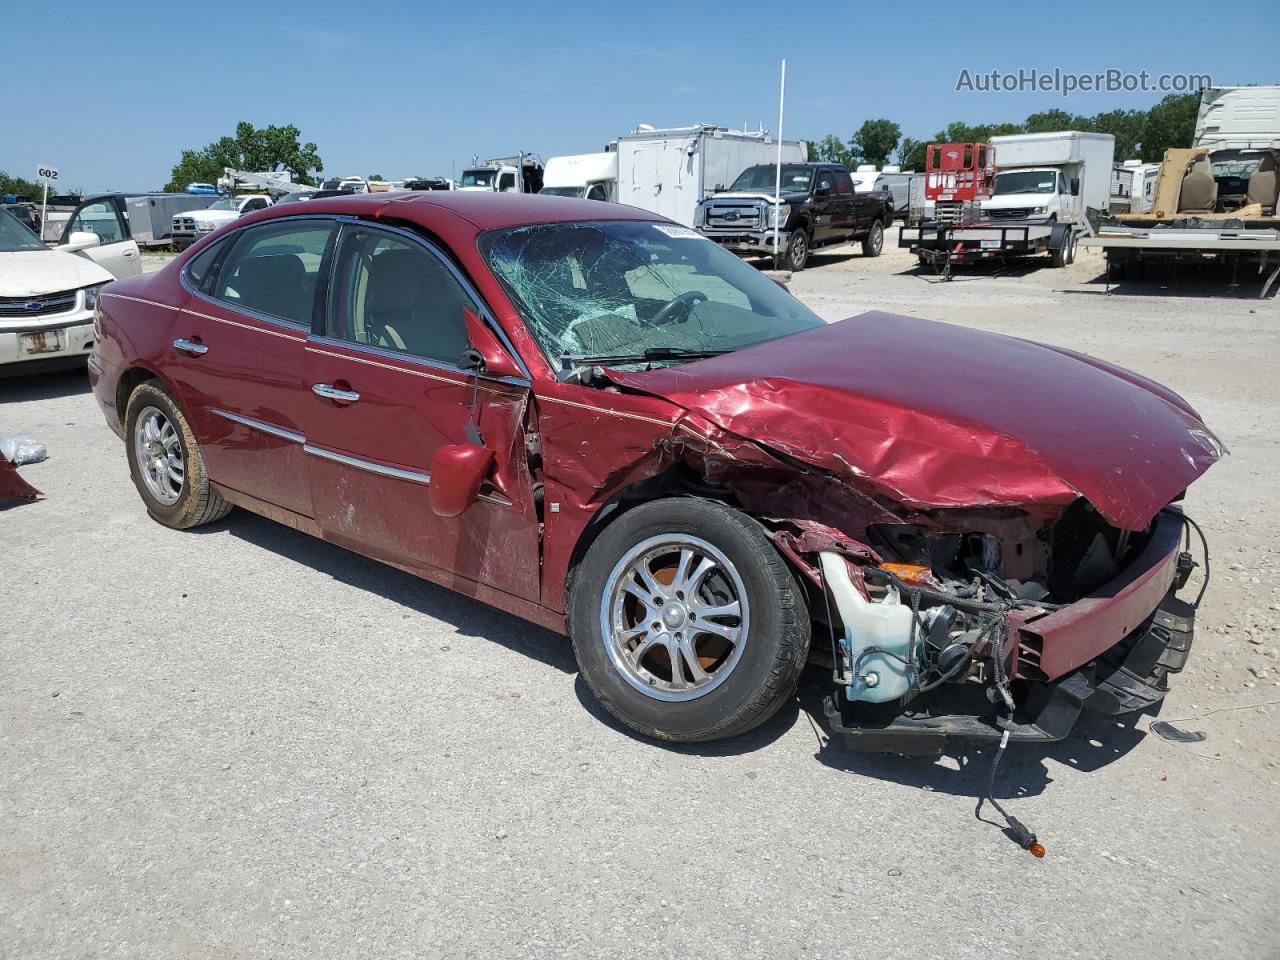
xmin=773 ymin=58 xmax=786 ymax=270
xmin=41 ymin=180 xmax=48 ymax=241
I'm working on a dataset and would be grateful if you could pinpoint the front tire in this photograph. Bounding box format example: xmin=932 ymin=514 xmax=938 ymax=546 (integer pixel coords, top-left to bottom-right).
xmin=785 ymin=229 xmax=810 ymax=271
xmin=861 ymin=219 xmax=885 ymax=257
xmin=125 ymin=380 xmax=232 ymax=529
xmin=569 ymin=499 xmax=810 ymax=742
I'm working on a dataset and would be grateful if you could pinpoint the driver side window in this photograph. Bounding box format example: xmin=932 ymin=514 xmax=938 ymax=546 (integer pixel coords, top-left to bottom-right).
xmin=327 ymin=226 xmax=475 ymax=367
xmin=67 ymin=201 xmax=125 ymax=244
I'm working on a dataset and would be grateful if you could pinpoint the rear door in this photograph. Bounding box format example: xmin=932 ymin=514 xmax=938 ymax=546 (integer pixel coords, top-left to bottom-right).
xmin=301 ymin=222 xmax=540 ymax=602
xmin=829 ymin=169 xmax=857 ymax=238
xmin=167 ymin=217 xmax=338 ymax=518
xmin=60 ymin=197 xmax=140 ymax=278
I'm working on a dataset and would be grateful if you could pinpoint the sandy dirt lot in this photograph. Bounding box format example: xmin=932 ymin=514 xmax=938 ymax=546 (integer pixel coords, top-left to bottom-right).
xmin=2 ymin=239 xmax=1278 ymax=959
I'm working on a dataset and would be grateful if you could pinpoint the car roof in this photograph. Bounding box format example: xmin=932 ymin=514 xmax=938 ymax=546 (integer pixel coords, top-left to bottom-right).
xmin=251 ymin=191 xmax=664 ymax=233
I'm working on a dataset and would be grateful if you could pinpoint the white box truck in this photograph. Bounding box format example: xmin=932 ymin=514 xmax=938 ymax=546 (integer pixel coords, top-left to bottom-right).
xmin=613 ymin=125 xmax=805 ymax=227
xmin=539 ymin=152 xmax=619 ymax=202
xmin=900 ymin=131 xmax=1114 ymax=268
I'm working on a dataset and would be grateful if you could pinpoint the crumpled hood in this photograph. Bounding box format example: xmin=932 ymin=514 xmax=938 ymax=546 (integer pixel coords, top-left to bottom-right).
xmin=608 ymin=312 xmax=1223 ymax=531
xmin=0 ymin=249 xmax=112 ymax=297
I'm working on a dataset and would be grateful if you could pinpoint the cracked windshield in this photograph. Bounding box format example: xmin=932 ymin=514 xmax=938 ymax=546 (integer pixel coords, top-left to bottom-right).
xmin=480 ymin=220 xmax=823 ymax=370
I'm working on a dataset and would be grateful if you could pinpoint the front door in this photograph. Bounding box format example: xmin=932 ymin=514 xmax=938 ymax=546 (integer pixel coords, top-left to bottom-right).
xmin=60 ymin=198 xmax=140 ymax=279
xmin=167 ymin=217 xmax=338 ymax=518
xmin=301 ymin=222 xmax=540 ymax=602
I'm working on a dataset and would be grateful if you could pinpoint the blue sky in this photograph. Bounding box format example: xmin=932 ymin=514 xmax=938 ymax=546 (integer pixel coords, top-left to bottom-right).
xmin=6 ymin=0 xmax=1277 ymax=192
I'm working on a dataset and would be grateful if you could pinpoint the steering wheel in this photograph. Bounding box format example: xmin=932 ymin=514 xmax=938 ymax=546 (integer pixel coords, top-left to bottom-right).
xmin=650 ymin=290 xmax=708 ymax=326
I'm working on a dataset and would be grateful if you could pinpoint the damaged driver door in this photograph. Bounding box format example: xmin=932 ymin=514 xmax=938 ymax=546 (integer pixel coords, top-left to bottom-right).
xmin=300 ymin=221 xmax=541 ymax=602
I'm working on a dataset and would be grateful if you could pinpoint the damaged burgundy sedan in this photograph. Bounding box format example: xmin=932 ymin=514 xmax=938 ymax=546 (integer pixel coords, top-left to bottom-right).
xmin=88 ymin=193 xmax=1221 ymax=747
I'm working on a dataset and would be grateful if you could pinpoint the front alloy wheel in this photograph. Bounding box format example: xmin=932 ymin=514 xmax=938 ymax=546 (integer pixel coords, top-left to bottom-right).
xmin=569 ymin=498 xmax=810 ymax=742
xmin=601 ymin=534 xmax=749 ymax=701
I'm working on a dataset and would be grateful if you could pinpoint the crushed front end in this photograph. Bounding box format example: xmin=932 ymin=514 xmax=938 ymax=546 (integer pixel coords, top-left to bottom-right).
xmin=815 ymin=502 xmax=1203 ymax=752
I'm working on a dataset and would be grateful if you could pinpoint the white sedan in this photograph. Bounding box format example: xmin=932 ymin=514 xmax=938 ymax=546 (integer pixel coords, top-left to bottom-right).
xmin=0 ymin=209 xmax=114 ymax=369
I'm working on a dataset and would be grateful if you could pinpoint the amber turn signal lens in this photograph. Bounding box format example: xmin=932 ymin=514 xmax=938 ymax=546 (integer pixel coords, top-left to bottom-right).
xmin=880 ymin=563 xmax=932 ymax=585
xmin=1028 ymin=842 xmax=1046 ymax=858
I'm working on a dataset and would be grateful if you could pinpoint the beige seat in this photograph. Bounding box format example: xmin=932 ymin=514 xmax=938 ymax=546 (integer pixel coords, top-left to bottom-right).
xmin=1247 ymin=154 xmax=1278 ymax=211
xmin=1177 ymin=158 xmax=1218 ymax=213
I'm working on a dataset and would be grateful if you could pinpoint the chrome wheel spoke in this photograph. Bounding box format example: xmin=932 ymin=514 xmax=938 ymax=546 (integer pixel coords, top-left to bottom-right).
xmin=693 ymin=618 xmax=741 ymax=643
xmin=691 ymin=598 xmax=740 ymax=620
xmin=673 ymin=636 xmax=709 ymax=684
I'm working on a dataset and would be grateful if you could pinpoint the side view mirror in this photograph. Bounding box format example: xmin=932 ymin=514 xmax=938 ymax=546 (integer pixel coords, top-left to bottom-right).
xmin=429 ymin=443 xmax=495 ymax=518
xmin=461 ymin=307 xmax=523 ymax=380
xmin=61 ymin=231 xmax=101 ymax=252
xmin=713 ymin=182 xmax=724 ymax=192
xmin=1070 ymin=178 xmax=1081 ymax=197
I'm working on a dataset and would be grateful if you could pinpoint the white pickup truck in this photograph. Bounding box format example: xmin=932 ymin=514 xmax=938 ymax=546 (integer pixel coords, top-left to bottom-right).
xmin=170 ymin=194 xmax=272 ymax=250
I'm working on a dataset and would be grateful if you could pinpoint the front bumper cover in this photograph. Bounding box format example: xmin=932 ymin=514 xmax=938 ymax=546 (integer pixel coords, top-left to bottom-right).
xmin=824 ymin=588 xmax=1195 ymax=752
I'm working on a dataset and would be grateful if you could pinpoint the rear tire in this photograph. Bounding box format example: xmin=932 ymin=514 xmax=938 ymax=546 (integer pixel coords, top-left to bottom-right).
xmin=125 ymin=380 xmax=232 ymax=529
xmin=861 ymin=219 xmax=885 ymax=257
xmin=569 ymin=498 xmax=810 ymax=742
xmin=1050 ymin=230 xmax=1076 ymax=268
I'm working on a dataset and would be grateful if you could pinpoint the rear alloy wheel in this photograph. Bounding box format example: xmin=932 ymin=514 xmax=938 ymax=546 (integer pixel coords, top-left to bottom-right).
xmin=785 ymin=229 xmax=810 ymax=271
xmin=861 ymin=219 xmax=885 ymax=257
xmin=125 ymin=380 xmax=232 ymax=529
xmin=569 ymin=498 xmax=810 ymax=742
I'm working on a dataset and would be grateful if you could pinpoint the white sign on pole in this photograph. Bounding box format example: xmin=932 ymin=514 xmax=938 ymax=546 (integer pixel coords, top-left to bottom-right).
xmin=36 ymin=165 xmax=60 ymax=184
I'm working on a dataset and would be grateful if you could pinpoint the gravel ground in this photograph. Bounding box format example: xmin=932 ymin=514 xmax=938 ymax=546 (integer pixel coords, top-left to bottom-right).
xmin=2 ymin=240 xmax=1278 ymax=959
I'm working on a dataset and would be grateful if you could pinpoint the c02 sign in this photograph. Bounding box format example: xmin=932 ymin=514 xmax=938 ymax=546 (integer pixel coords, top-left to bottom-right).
xmin=36 ymin=165 xmax=60 ymax=182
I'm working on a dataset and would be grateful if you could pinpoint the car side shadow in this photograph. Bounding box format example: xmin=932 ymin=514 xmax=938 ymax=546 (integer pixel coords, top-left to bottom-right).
xmin=211 ymin=510 xmax=577 ymax=674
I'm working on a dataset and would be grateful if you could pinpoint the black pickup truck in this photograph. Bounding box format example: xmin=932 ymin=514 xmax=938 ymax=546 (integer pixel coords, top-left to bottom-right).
xmin=694 ymin=162 xmax=893 ymax=270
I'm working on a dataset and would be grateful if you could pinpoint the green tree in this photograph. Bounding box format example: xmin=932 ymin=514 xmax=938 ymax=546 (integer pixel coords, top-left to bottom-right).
xmin=164 ymin=122 xmax=324 ymax=192
xmin=808 ymin=133 xmax=855 ymax=167
xmin=1084 ymin=109 xmax=1145 ymax=159
xmin=896 ymin=137 xmax=922 ymax=169
xmin=851 ymin=119 xmax=901 ymax=167
xmin=0 ymin=171 xmax=49 ymax=200
xmin=1139 ymin=93 xmax=1199 ymax=161
xmin=1024 ymin=109 xmax=1076 ymax=133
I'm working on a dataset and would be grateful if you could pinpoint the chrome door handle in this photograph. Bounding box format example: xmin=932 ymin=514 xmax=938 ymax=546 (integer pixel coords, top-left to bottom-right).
xmin=312 ymin=383 xmax=360 ymax=403
xmin=173 ymin=338 xmax=208 ymax=355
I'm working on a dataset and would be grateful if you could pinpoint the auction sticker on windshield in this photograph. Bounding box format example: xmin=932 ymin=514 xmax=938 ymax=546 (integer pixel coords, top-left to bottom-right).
xmin=653 ymin=224 xmax=705 ymax=240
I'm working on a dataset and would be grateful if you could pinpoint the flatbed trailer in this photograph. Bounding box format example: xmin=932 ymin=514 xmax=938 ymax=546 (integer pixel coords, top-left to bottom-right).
xmin=1082 ymin=225 xmax=1280 ymax=297
xmin=900 ymin=219 xmax=1078 ymax=268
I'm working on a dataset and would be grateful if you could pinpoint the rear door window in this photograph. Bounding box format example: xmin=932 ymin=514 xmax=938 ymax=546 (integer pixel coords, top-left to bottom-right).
xmin=211 ymin=219 xmax=336 ymax=326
